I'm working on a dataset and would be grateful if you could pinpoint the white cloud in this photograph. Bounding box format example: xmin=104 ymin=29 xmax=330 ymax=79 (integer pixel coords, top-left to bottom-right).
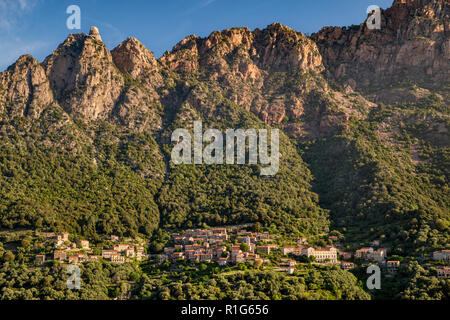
xmin=184 ymin=0 xmax=217 ymax=15
xmin=200 ymin=0 xmax=216 ymax=8
xmin=0 ymin=0 xmax=39 ymax=32
xmin=0 ymin=0 xmax=46 ymax=71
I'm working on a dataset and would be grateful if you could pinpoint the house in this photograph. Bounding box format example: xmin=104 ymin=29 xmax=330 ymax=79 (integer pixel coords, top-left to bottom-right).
xmin=282 ymin=246 xmax=297 ymax=255
xmin=302 ymin=246 xmax=338 ymax=263
xmin=172 ymin=252 xmax=185 ymax=261
xmin=297 ymin=237 xmax=307 ymax=244
xmin=387 ymin=260 xmax=400 ymax=272
xmin=68 ymin=256 xmax=79 ymax=264
xmin=280 ymin=259 xmax=296 ymax=267
xmin=199 ymin=253 xmax=213 ymax=262
xmin=243 ymin=252 xmax=259 ymax=262
xmin=368 ymin=249 xmax=387 ymax=262
xmin=102 ymin=249 xmax=117 ymax=259
xmin=54 ymin=250 xmax=67 ymax=262
xmin=135 ymin=246 xmax=145 ymax=253
xmin=339 ymin=251 xmax=352 ymax=260
xmin=237 ymin=236 xmax=251 ymax=245
xmin=35 ymin=254 xmax=46 ymax=265
xmin=257 ymin=245 xmax=278 ymax=255
xmin=89 ymin=255 xmax=99 ymax=261
xmin=231 ymin=250 xmax=242 ymax=262
xmin=136 ymin=253 xmax=148 ymax=261
xmin=78 ymin=240 xmax=90 ymax=250
xmin=213 ymin=228 xmax=228 ymax=237
xmin=125 ymin=248 xmax=135 ymax=258
xmin=433 ymin=250 xmax=450 ymax=261
xmin=218 ymin=257 xmax=228 ymax=266
xmin=173 ymin=236 xmax=184 ymax=243
xmin=436 ymin=267 xmax=450 ymax=279
xmin=78 ymin=254 xmax=89 ymax=263
xmin=184 ymin=249 xmax=195 ymax=259
xmin=234 ymin=253 xmax=245 ymax=263
xmin=110 ymin=235 xmax=119 ymax=242
xmin=287 ymin=266 xmax=296 ymax=274
xmin=110 ymin=254 xmax=125 ymax=264
xmin=213 ymin=246 xmax=226 ymax=258
xmin=56 ymin=232 xmax=70 ymax=242
xmin=113 ymin=244 xmax=129 ymax=253
xmin=340 ymin=261 xmax=356 ymax=270
xmin=355 ymin=247 xmax=374 ymax=259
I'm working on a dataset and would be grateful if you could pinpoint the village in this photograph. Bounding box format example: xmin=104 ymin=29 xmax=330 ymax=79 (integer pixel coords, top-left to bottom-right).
xmin=32 ymin=227 xmax=450 ymax=279
xmin=34 ymin=231 xmax=148 ymax=265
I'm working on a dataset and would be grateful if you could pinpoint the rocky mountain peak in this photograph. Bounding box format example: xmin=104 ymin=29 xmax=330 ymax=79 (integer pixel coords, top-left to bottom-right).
xmin=253 ymin=23 xmax=323 ymax=72
xmin=312 ymin=0 xmax=449 ymax=104
xmin=160 ymin=23 xmax=323 ymax=74
xmin=89 ymin=26 xmax=102 ymax=42
xmin=42 ymin=31 xmax=124 ymax=120
xmin=392 ymin=0 xmax=433 ymax=8
xmin=111 ymin=37 xmax=158 ymax=79
xmin=0 ymin=54 xmax=53 ymax=119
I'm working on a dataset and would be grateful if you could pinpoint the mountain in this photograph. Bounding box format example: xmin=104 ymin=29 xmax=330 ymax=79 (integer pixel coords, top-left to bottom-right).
xmin=0 ymin=2 xmax=448 ymax=254
xmin=312 ymin=0 xmax=449 ymax=104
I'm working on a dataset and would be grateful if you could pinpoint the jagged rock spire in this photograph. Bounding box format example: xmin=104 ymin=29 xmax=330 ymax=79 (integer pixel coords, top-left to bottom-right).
xmin=89 ymin=26 xmax=102 ymax=42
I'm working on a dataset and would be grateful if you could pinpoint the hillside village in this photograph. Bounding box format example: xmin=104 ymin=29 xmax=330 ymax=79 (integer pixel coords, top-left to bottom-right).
xmin=32 ymin=227 xmax=450 ymax=279
xmin=34 ymin=232 xmax=148 ymax=265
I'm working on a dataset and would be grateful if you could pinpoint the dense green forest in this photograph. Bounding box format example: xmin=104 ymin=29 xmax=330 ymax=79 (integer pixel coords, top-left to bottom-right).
xmin=158 ymin=86 xmax=329 ymax=235
xmin=0 ymin=257 xmax=370 ymax=300
xmin=300 ymin=95 xmax=450 ymax=255
xmin=0 ymin=106 xmax=164 ymax=239
xmin=1 ymin=256 xmax=447 ymax=300
xmin=0 ymin=90 xmax=448 ymax=253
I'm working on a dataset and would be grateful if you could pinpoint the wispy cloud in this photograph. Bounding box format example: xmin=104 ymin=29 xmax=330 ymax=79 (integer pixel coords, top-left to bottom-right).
xmin=184 ymin=0 xmax=217 ymax=15
xmin=0 ymin=0 xmax=39 ymax=32
xmin=200 ymin=0 xmax=216 ymax=8
xmin=0 ymin=0 xmax=46 ymax=70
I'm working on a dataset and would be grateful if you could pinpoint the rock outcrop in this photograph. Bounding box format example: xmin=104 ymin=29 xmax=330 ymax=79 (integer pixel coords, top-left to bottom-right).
xmin=0 ymin=0 xmax=447 ymax=134
xmin=89 ymin=26 xmax=102 ymax=42
xmin=159 ymin=23 xmax=373 ymax=140
xmin=42 ymin=29 xmax=124 ymax=120
xmin=312 ymin=0 xmax=449 ymax=103
xmin=112 ymin=37 xmax=159 ymax=80
xmin=0 ymin=55 xmax=54 ymax=119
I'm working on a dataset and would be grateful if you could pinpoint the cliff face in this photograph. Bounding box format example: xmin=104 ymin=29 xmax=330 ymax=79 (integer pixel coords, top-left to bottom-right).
xmin=160 ymin=23 xmax=324 ymax=75
xmin=0 ymin=55 xmax=54 ymax=119
xmin=312 ymin=0 xmax=449 ymax=104
xmin=42 ymin=30 xmax=124 ymax=121
xmin=1 ymin=1 xmax=447 ymax=126
xmin=158 ymin=23 xmax=374 ymax=140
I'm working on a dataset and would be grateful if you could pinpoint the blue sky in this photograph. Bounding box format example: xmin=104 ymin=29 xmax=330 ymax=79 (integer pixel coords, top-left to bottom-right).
xmin=0 ymin=0 xmax=394 ymax=71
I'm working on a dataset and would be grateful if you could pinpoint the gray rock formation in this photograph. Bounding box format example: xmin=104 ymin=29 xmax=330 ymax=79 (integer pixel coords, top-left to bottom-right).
xmin=89 ymin=26 xmax=102 ymax=42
